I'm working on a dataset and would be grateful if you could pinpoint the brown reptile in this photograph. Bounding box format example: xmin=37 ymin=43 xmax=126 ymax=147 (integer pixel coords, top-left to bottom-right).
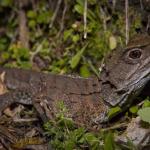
xmin=0 ymin=34 xmax=149 ymax=126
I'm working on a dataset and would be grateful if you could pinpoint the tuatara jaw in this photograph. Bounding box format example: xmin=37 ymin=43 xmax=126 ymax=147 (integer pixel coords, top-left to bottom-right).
xmin=116 ymin=74 xmax=150 ymax=107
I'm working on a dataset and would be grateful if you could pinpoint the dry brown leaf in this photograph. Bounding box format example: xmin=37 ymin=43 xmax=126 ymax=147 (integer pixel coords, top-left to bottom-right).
xmin=0 ymin=72 xmax=7 ymax=95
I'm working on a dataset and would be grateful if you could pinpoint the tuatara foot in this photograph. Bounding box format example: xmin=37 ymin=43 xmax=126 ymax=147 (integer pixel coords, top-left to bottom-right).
xmin=0 ymin=89 xmax=33 ymax=116
xmin=116 ymin=117 xmax=150 ymax=150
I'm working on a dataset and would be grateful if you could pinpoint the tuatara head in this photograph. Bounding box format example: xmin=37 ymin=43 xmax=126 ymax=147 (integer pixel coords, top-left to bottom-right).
xmin=100 ymin=34 xmax=150 ymax=108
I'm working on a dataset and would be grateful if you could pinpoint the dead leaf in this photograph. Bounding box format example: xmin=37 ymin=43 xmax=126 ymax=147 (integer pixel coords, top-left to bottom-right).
xmin=0 ymin=72 xmax=7 ymax=95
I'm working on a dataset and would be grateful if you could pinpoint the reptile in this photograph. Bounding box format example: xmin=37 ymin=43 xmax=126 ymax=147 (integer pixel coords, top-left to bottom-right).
xmin=0 ymin=34 xmax=149 ymax=126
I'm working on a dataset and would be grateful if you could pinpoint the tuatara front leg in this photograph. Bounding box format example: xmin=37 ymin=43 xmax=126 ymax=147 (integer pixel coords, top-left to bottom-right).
xmin=0 ymin=89 xmax=33 ymax=116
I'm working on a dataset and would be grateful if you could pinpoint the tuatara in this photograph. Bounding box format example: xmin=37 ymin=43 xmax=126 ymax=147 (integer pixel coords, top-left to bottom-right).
xmin=0 ymin=34 xmax=149 ymax=126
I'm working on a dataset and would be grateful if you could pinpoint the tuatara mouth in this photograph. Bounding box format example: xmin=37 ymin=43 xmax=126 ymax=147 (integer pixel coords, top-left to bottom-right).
xmin=100 ymin=72 xmax=150 ymax=108
xmin=96 ymin=74 xmax=150 ymax=124
xmin=116 ymin=73 xmax=150 ymax=107
xmin=100 ymin=73 xmax=150 ymax=111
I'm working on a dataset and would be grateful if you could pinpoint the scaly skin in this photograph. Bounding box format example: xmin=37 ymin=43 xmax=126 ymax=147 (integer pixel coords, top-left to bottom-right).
xmin=0 ymin=68 xmax=106 ymax=126
xmin=0 ymin=34 xmax=149 ymax=126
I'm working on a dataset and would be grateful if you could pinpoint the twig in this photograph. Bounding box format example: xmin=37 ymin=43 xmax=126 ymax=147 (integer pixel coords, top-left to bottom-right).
xmin=140 ymin=0 xmax=143 ymax=10
xmin=83 ymin=0 xmax=87 ymax=39
xmin=100 ymin=6 xmax=107 ymax=32
xmin=112 ymin=0 xmax=116 ymax=10
xmin=101 ymin=122 xmax=128 ymax=132
xmin=0 ymin=136 xmax=13 ymax=150
xmin=125 ymin=0 xmax=129 ymax=45
xmin=146 ymin=15 xmax=150 ymax=32
xmin=13 ymin=118 xmax=38 ymax=123
xmin=0 ymin=125 xmax=17 ymax=143
xmin=56 ymin=0 xmax=68 ymax=38
xmin=137 ymin=100 xmax=144 ymax=107
xmin=49 ymin=0 xmax=62 ymax=28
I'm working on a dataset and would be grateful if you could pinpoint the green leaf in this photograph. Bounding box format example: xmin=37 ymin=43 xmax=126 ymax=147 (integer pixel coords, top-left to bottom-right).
xmin=63 ymin=29 xmax=73 ymax=41
xmin=84 ymin=133 xmax=99 ymax=146
xmin=12 ymin=48 xmax=30 ymax=60
xmin=88 ymin=0 xmax=96 ymax=5
xmin=108 ymin=106 xmax=122 ymax=119
xmin=129 ymin=106 xmax=138 ymax=114
xmin=58 ymin=118 xmax=74 ymax=129
xmin=87 ymin=60 xmax=99 ymax=77
xmin=142 ymin=98 xmax=150 ymax=108
xmin=64 ymin=140 xmax=75 ymax=150
xmin=27 ymin=10 xmax=37 ymax=19
xmin=72 ymin=128 xmax=85 ymax=140
xmin=0 ymin=0 xmax=12 ymax=7
xmin=37 ymin=11 xmax=51 ymax=24
xmin=104 ymin=132 xmax=115 ymax=150
xmin=79 ymin=65 xmax=91 ymax=77
xmin=0 ymin=43 xmax=6 ymax=51
xmin=70 ymin=44 xmax=88 ymax=69
xmin=138 ymin=107 xmax=150 ymax=123
xmin=18 ymin=61 xmax=32 ymax=69
xmin=1 ymin=52 xmax=10 ymax=60
xmin=74 ymin=4 xmax=84 ymax=15
xmin=28 ymin=20 xmax=36 ymax=28
xmin=72 ymin=34 xmax=80 ymax=43
xmin=109 ymin=36 xmax=117 ymax=50
xmin=74 ymin=0 xmax=96 ymax=21
xmin=0 ymin=38 xmax=8 ymax=51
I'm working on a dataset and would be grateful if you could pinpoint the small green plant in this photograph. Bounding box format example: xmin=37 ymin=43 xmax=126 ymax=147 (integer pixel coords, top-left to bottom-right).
xmin=43 ymin=101 xmax=136 ymax=150
xmin=43 ymin=101 xmax=86 ymax=149
xmin=138 ymin=107 xmax=150 ymax=124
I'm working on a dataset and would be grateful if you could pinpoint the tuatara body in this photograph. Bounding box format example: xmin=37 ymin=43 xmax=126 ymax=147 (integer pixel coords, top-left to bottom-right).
xmin=0 ymin=34 xmax=149 ymax=126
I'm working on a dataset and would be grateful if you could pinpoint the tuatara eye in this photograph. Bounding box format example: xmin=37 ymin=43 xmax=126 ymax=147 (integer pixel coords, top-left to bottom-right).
xmin=128 ymin=48 xmax=142 ymax=59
